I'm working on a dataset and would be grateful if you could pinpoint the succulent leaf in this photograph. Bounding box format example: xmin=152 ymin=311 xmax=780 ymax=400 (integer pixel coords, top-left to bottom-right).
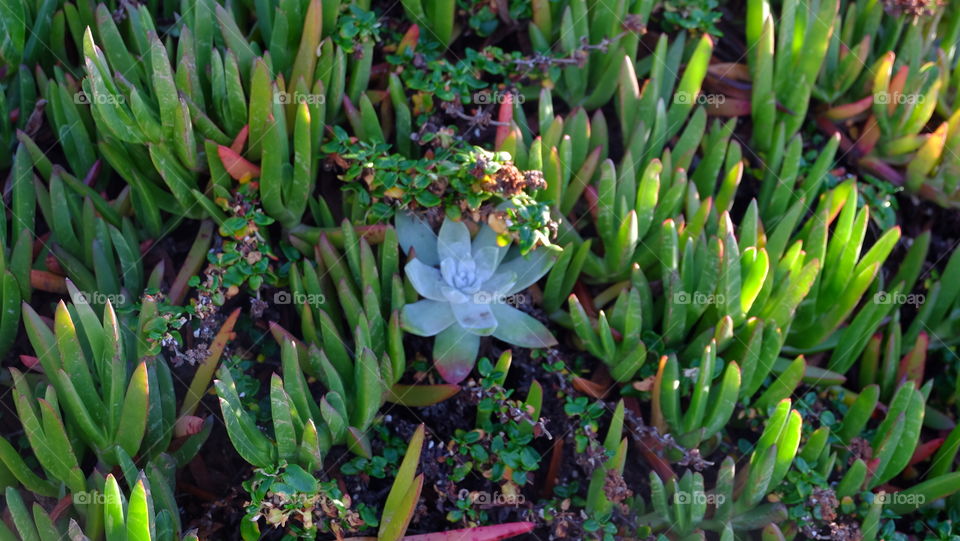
xmin=401 ymin=300 xmax=455 ymax=337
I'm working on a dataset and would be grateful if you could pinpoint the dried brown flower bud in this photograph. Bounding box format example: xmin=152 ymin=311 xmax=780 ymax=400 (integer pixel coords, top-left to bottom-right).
xmin=622 ymin=14 xmax=647 ymax=34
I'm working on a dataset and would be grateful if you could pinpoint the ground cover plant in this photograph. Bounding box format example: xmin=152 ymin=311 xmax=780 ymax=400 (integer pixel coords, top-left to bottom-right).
xmin=1 ymin=0 xmax=960 ymax=539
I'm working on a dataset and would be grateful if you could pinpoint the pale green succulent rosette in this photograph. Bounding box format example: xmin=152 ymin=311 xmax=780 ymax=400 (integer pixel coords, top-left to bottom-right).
xmin=398 ymin=213 xmax=557 ymax=383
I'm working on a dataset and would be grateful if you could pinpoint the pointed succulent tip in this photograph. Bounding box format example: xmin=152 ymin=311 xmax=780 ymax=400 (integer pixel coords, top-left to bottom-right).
xmin=174 ymin=415 xmax=205 ymax=438
xmin=436 ymin=362 xmax=471 ymax=385
xmin=18 ymin=356 xmax=40 ymax=372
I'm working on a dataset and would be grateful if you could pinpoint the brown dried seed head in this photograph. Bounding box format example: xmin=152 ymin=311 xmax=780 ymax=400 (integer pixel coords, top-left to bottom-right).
xmin=494 ymin=164 xmax=528 ymax=195
xmin=883 ymin=0 xmax=943 ymax=17
xmin=523 ymin=170 xmax=546 ymax=191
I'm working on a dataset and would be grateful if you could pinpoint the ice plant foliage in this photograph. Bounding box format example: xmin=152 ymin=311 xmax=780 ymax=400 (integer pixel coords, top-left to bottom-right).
xmin=5 ymin=0 xmax=960 ymax=538
xmin=399 ymin=214 xmax=557 ymax=382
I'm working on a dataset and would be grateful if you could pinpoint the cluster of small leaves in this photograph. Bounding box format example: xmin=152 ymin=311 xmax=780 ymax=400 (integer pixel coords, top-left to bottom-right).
xmin=541 ymin=356 xmax=580 ymax=377
xmin=188 ymin=191 xmax=278 ymax=317
xmin=335 ymin=5 xmax=382 ymax=54
xmin=212 ymin=214 xmax=276 ymax=292
xmin=582 ymin=513 xmax=619 ymax=541
xmin=447 ymin=422 xmax=542 ymax=488
xmin=445 ymin=493 xmax=488 ymax=526
xmin=324 ymin=127 xmax=433 ymax=216
xmin=139 ymin=290 xmax=189 ymax=357
xmin=793 ymin=391 xmax=842 ymax=431
xmin=324 ymin=127 xmax=555 ymax=252
xmin=857 ymin=174 xmax=902 ymax=231
xmin=781 ymin=457 xmax=834 ymax=523
xmin=387 ymin=46 xmax=512 ymax=112
xmin=501 ymin=195 xmax=557 ymax=254
xmin=906 ymin=507 xmax=960 ymax=540
xmin=563 ymin=396 xmax=608 ymax=458
xmin=448 ymin=358 xmax=545 ymax=488
xmin=244 ymin=463 xmax=369 ymax=538
xmin=457 ymin=0 xmax=531 ymax=37
xmin=660 ymin=0 xmax=723 ymax=35
xmin=340 ymin=423 xmax=408 ymax=479
xmin=537 ymin=488 xmax=589 ymax=538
